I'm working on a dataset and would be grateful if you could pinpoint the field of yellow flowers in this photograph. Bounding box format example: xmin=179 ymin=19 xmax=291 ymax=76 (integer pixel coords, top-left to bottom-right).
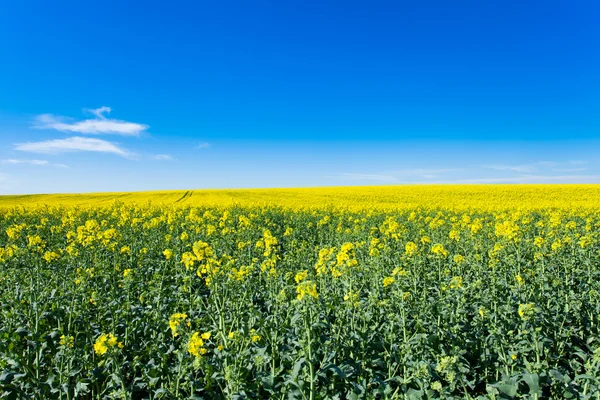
xmin=1 ymin=185 xmax=600 ymax=399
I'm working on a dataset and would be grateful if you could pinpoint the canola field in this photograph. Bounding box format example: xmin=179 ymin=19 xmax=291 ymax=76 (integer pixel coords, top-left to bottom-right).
xmin=1 ymin=185 xmax=600 ymax=399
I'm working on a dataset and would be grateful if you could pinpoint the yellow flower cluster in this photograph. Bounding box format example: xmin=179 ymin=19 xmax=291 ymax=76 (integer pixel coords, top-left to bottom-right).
xmin=383 ymin=276 xmax=395 ymax=287
xmin=296 ymin=281 xmax=318 ymax=301
xmin=169 ymin=313 xmax=188 ymax=337
xmin=518 ymin=303 xmax=536 ymax=321
xmin=431 ymin=243 xmax=448 ymax=258
xmin=93 ymin=333 xmax=123 ymax=355
xmin=188 ymin=332 xmax=211 ymax=357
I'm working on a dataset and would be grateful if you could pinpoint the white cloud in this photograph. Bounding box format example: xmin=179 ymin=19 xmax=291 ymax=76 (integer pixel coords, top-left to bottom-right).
xmin=153 ymin=154 xmax=173 ymax=161
xmin=329 ymin=173 xmax=398 ymax=182
xmin=34 ymin=107 xmax=148 ymax=136
xmin=551 ymin=167 xmax=587 ymax=172
xmin=453 ymin=174 xmax=600 ymax=184
xmin=391 ymin=168 xmax=462 ymax=178
xmin=0 ymin=159 xmax=68 ymax=168
xmin=481 ymin=161 xmax=590 ymax=174
xmin=2 ymin=159 xmax=49 ymax=165
xmin=15 ymin=137 xmax=131 ymax=157
xmin=328 ymin=168 xmax=462 ymax=183
xmin=393 ymin=168 xmax=460 ymax=175
xmin=196 ymin=142 xmax=211 ymax=149
xmin=482 ymin=164 xmax=537 ymax=173
xmin=86 ymin=106 xmax=112 ymax=119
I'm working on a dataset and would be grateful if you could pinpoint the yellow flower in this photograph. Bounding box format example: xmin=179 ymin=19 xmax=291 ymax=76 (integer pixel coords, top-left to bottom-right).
xmin=42 ymin=251 xmax=60 ymax=263
xmin=163 ymin=249 xmax=173 ymax=259
xmin=551 ymin=239 xmax=563 ymax=252
xmin=448 ymin=276 xmax=462 ymax=289
xmin=431 ymin=244 xmax=448 ymax=258
xmin=250 ymin=329 xmax=261 ymax=342
xmin=120 ymin=245 xmax=131 ymax=255
xmin=60 ymin=334 xmax=74 ymax=348
xmin=169 ymin=313 xmax=188 ymax=337
xmin=201 ymin=332 xmax=211 ymax=340
xmin=453 ymin=254 xmax=465 ymax=264
xmin=515 ymin=274 xmax=524 ymax=285
xmin=343 ymin=291 xmax=359 ymax=306
xmin=296 ymin=281 xmax=318 ymax=300
xmin=294 ymin=270 xmax=308 ymax=283
xmin=94 ymin=333 xmax=120 ymax=356
xmin=579 ymin=235 xmax=592 ymax=248
xmin=107 ymin=335 xmax=117 ymax=347
xmin=495 ymin=221 xmax=520 ymax=241
xmin=449 ymin=229 xmax=460 ymax=241
xmin=94 ymin=339 xmax=108 ymax=355
xmin=383 ymin=276 xmax=395 ymax=287
xmin=122 ymin=268 xmax=132 ymax=278
xmin=518 ymin=303 xmax=535 ymax=321
xmin=188 ymin=332 xmax=205 ymax=357
xmin=404 ymin=241 xmax=418 ymax=256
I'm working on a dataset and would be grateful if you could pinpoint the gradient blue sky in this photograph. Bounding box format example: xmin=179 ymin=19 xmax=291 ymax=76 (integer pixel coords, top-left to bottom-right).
xmin=1 ymin=0 xmax=599 ymax=194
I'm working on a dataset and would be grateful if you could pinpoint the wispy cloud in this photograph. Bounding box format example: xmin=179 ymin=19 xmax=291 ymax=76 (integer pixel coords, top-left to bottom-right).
xmin=551 ymin=167 xmax=587 ymax=172
xmin=328 ymin=168 xmax=462 ymax=183
xmin=1 ymin=159 xmax=68 ymax=168
xmin=196 ymin=142 xmax=211 ymax=149
xmin=86 ymin=106 xmax=112 ymax=119
xmin=482 ymin=164 xmax=537 ymax=173
xmin=328 ymin=173 xmax=398 ymax=182
xmin=153 ymin=154 xmax=173 ymax=161
xmin=391 ymin=168 xmax=463 ymax=179
xmin=2 ymin=159 xmax=49 ymax=165
xmin=481 ymin=161 xmax=590 ymax=174
xmin=34 ymin=107 xmax=148 ymax=136
xmin=453 ymin=174 xmax=600 ymax=184
xmin=15 ymin=137 xmax=132 ymax=157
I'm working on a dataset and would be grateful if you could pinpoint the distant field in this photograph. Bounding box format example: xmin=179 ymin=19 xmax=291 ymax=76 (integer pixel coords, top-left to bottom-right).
xmin=2 ymin=184 xmax=600 ymax=210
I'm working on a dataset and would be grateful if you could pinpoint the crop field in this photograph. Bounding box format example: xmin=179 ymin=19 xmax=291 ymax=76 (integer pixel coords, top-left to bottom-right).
xmin=1 ymin=185 xmax=600 ymax=399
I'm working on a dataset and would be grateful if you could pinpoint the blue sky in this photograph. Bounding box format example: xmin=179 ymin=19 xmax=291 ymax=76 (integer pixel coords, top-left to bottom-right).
xmin=0 ymin=0 xmax=599 ymax=194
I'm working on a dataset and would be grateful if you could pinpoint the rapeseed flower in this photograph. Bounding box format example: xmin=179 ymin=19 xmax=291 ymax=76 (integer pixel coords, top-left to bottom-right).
xmin=94 ymin=333 xmax=123 ymax=356
xmin=188 ymin=332 xmax=205 ymax=357
xmin=169 ymin=313 xmax=188 ymax=337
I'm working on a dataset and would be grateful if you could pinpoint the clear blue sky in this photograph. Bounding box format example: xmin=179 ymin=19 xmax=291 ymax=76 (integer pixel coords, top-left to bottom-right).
xmin=1 ymin=0 xmax=599 ymax=194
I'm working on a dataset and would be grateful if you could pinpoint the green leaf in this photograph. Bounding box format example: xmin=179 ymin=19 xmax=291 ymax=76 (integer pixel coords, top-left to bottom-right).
xmin=522 ymin=373 xmax=540 ymax=395
xmin=497 ymin=383 xmax=517 ymax=397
